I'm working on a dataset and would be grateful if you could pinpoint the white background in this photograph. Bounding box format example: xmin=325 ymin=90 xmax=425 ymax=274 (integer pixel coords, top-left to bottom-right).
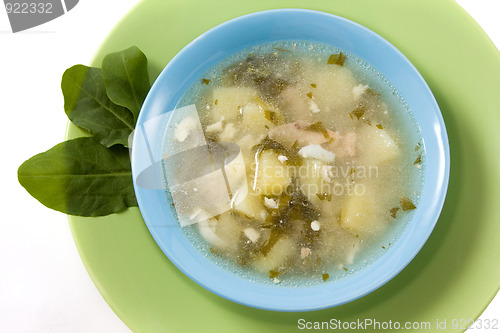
xmin=0 ymin=1 xmax=498 ymax=332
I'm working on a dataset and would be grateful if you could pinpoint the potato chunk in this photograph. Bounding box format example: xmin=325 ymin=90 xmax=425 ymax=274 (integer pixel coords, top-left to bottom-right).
xmin=252 ymin=236 xmax=294 ymax=272
xmin=198 ymin=211 xmax=241 ymax=251
xmin=254 ymin=151 xmax=290 ymax=196
xmin=302 ymin=64 xmax=358 ymax=113
xmin=236 ymin=134 xmax=263 ymax=168
xmin=340 ymin=183 xmax=386 ymax=234
xmin=358 ymin=124 xmax=399 ymax=165
xmin=242 ymin=103 xmax=275 ymax=136
xmin=209 ymin=87 xmax=258 ymax=122
xmin=233 ymin=190 xmax=267 ymax=223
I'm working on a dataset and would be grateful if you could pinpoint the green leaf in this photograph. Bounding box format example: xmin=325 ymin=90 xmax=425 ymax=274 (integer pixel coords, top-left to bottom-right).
xmin=102 ymin=46 xmax=150 ymax=121
xmin=18 ymin=137 xmax=137 ymax=217
xmin=327 ymin=52 xmax=346 ymax=66
xmin=400 ymin=197 xmax=417 ymax=211
xmin=62 ymin=65 xmax=134 ymax=147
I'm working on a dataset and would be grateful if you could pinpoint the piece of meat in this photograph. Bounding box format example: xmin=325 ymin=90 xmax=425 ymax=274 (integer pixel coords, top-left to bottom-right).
xmin=327 ymin=131 xmax=357 ymax=159
xmin=268 ymin=121 xmax=356 ymax=158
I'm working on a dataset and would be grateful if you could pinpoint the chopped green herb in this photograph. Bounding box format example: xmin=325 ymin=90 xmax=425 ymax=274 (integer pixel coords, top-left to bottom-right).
xmin=415 ymin=142 xmax=421 ymax=151
xmin=366 ymin=88 xmax=381 ymax=97
xmin=310 ymin=83 xmax=317 ymax=88
xmin=286 ymin=142 xmax=303 ymax=166
xmin=414 ymin=154 xmax=422 ymax=165
xmin=214 ymin=99 xmax=218 ymax=105
xmin=376 ymin=124 xmax=384 ymax=129
xmin=259 ymin=230 xmax=282 ymax=256
xmin=349 ymin=106 xmax=367 ymax=120
xmin=349 ymin=168 xmax=355 ymax=175
xmin=304 ymin=121 xmax=330 ymax=139
xmin=343 ymin=267 xmax=348 ymax=272
xmin=269 ymin=269 xmax=282 ymax=279
xmin=209 ymin=247 xmax=221 ymax=255
xmin=327 ymin=52 xmax=346 ymax=66
xmin=260 ymin=180 xmax=321 ymax=252
xmin=252 ymin=137 xmax=287 ymax=159
xmin=246 ymin=66 xmax=271 ymax=77
xmin=400 ymin=197 xmax=416 ymax=211
xmin=201 ymin=78 xmax=210 ymax=84
xmin=382 ymin=246 xmax=386 ymax=249
xmin=237 ymin=233 xmax=262 ymax=266
xmin=322 ymin=273 xmax=330 ymax=281
xmin=390 ymin=207 xmax=400 ymax=218
xmin=264 ymin=110 xmax=279 ymax=124
xmin=280 ymin=183 xmax=321 ymax=223
xmin=316 ymin=193 xmax=332 ymax=201
xmin=255 ymin=96 xmax=268 ymax=109
xmin=306 ymin=92 xmax=313 ymax=99
xmin=223 ymin=53 xmax=290 ymax=97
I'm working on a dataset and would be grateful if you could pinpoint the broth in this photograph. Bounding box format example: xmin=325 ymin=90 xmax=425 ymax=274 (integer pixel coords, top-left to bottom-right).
xmin=164 ymin=41 xmax=424 ymax=285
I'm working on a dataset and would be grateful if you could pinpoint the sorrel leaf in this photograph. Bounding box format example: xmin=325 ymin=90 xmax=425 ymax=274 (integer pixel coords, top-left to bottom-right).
xmin=62 ymin=65 xmax=134 ymax=147
xmin=18 ymin=137 xmax=137 ymax=216
xmin=102 ymin=46 xmax=150 ymax=121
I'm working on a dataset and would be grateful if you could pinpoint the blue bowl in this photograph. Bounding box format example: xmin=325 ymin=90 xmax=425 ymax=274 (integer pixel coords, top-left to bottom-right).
xmin=131 ymin=9 xmax=450 ymax=311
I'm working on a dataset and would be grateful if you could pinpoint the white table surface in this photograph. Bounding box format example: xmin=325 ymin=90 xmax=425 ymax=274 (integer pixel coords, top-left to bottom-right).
xmin=0 ymin=1 xmax=498 ymax=332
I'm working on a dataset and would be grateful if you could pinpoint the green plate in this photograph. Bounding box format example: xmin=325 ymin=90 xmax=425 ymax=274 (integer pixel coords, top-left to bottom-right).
xmin=67 ymin=0 xmax=500 ymax=332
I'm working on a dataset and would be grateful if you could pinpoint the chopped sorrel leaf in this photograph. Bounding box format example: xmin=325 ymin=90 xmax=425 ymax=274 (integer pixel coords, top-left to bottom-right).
xmin=304 ymin=121 xmax=329 ymax=139
xmin=316 ymin=193 xmax=332 ymax=201
xmin=390 ymin=207 xmax=400 ymax=218
xmin=366 ymin=88 xmax=381 ymax=97
xmin=350 ymin=106 xmax=367 ymax=120
xmin=264 ymin=110 xmax=279 ymax=124
xmin=327 ymin=52 xmax=346 ymax=66
xmin=414 ymin=154 xmax=422 ymax=165
xmin=400 ymin=197 xmax=416 ymax=211
xmin=269 ymin=269 xmax=282 ymax=279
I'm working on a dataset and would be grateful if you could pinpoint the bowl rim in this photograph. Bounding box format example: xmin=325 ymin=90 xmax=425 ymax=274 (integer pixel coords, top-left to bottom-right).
xmin=131 ymin=8 xmax=450 ymax=312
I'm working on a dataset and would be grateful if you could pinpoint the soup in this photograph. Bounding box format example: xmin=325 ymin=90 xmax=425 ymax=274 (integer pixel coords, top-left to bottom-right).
xmin=164 ymin=41 xmax=423 ymax=285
